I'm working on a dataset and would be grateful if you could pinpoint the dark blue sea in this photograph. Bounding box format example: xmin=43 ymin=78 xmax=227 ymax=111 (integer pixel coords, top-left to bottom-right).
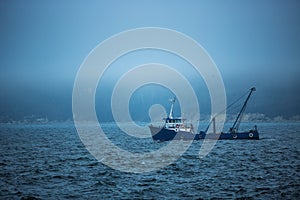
xmin=1 ymin=122 xmax=299 ymax=199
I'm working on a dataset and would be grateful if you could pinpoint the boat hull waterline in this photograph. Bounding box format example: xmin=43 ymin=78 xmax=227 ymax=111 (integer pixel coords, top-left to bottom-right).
xmin=149 ymin=125 xmax=259 ymax=141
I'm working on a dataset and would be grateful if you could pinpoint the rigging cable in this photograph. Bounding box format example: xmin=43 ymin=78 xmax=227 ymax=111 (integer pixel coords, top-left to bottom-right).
xmin=213 ymin=90 xmax=249 ymax=118
xmin=203 ymin=90 xmax=250 ymax=133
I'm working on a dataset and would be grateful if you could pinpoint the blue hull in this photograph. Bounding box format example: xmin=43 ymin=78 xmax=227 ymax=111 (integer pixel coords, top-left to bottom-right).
xmin=197 ymin=131 xmax=259 ymax=140
xmin=149 ymin=126 xmax=259 ymax=141
xmin=149 ymin=126 xmax=196 ymax=141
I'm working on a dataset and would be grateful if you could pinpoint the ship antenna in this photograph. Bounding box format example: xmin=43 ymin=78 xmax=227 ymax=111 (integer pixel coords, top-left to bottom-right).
xmin=168 ymin=97 xmax=176 ymax=119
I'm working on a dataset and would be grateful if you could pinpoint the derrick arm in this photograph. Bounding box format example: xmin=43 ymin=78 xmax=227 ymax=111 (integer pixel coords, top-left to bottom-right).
xmin=230 ymin=87 xmax=256 ymax=133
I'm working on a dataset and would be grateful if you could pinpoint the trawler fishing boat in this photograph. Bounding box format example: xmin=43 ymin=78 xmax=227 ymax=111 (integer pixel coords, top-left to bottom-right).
xmin=149 ymin=87 xmax=259 ymax=141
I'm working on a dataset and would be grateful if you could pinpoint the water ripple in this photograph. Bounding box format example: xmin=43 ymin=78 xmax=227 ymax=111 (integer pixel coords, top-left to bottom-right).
xmin=0 ymin=123 xmax=299 ymax=199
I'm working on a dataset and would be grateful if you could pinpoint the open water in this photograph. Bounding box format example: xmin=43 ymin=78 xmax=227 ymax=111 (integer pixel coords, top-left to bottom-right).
xmin=0 ymin=122 xmax=299 ymax=199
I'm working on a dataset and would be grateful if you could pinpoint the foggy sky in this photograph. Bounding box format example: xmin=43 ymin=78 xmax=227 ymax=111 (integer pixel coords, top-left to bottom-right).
xmin=0 ymin=0 xmax=299 ymax=121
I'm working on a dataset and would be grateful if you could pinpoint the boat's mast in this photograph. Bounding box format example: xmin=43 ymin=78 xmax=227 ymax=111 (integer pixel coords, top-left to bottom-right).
xmin=212 ymin=117 xmax=216 ymax=134
xmin=230 ymin=87 xmax=256 ymax=132
xmin=168 ymin=97 xmax=176 ymax=119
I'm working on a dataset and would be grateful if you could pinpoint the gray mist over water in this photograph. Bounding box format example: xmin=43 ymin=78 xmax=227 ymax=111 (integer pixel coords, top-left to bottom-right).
xmin=0 ymin=1 xmax=300 ymax=122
